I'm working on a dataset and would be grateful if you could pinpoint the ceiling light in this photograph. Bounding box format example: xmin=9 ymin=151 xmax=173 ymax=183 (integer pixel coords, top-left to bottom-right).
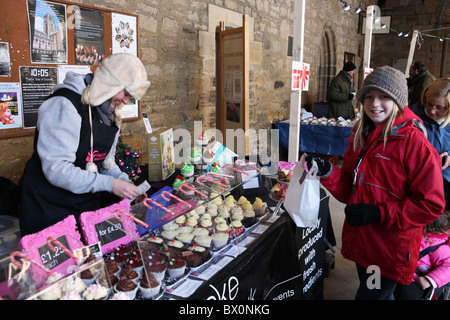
xmin=355 ymin=7 xmax=361 ymax=14
xmin=343 ymin=3 xmax=351 ymax=10
xmin=398 ymin=32 xmax=403 ymax=36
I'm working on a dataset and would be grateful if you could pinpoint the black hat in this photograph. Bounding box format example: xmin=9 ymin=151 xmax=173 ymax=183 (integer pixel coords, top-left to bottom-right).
xmin=343 ymin=61 xmax=356 ymax=71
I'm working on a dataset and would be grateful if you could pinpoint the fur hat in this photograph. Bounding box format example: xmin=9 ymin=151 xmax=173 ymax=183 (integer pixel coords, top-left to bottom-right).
xmin=343 ymin=61 xmax=356 ymax=72
xmin=356 ymin=66 xmax=408 ymax=109
xmin=89 ymin=53 xmax=150 ymax=106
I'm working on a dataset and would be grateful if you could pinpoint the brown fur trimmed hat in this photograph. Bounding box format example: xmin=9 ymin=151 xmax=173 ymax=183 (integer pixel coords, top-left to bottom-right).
xmin=89 ymin=53 xmax=150 ymax=106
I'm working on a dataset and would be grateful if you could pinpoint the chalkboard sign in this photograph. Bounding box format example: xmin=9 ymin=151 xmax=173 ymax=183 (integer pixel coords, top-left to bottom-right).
xmin=18 ymin=215 xmax=84 ymax=278
xmin=79 ymin=199 xmax=140 ymax=254
xmin=94 ymin=217 xmax=126 ymax=246
xmin=37 ymin=235 xmax=70 ymax=270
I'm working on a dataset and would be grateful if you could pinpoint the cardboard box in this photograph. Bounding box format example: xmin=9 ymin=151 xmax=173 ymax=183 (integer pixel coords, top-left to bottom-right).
xmin=147 ymin=127 xmax=175 ymax=181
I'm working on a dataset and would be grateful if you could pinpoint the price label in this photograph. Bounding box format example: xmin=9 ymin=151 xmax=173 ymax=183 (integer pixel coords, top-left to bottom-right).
xmin=94 ymin=217 xmax=126 ymax=246
xmin=37 ymin=235 xmax=71 ymax=270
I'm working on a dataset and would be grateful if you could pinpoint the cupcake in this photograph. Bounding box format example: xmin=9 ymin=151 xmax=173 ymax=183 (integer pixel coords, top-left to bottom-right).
xmin=207 ymin=202 xmax=218 ymax=212
xmin=210 ymin=162 xmax=222 ymax=173
xmin=114 ymin=278 xmax=138 ymax=300
xmin=109 ymin=292 xmax=131 ymax=300
xmin=209 ymin=193 xmax=223 ymax=206
xmin=60 ymin=292 xmax=82 ymax=300
xmin=161 ymin=229 xmax=179 ymax=240
xmin=127 ymin=257 xmax=144 ymax=277
xmin=120 ymin=264 xmax=140 ymax=284
xmin=172 ymin=176 xmax=186 ymax=189
xmin=175 ymin=215 xmax=186 ymax=226
xmin=199 ymin=217 xmax=213 ymax=233
xmin=271 ymin=183 xmax=283 ymax=200
xmin=242 ymin=209 xmax=257 ymax=227
xmin=185 ymin=216 xmax=199 ymax=228
xmin=146 ymin=260 xmax=166 ymax=282
xmin=140 ymin=273 xmax=161 ymax=299
xmin=181 ymin=163 xmax=194 ymax=177
xmin=148 ymin=236 xmax=164 ymax=245
xmin=240 ymin=200 xmax=253 ymax=211
xmin=202 ymin=148 xmax=215 ymax=164
xmin=39 ymin=284 xmax=62 ymax=300
xmin=162 ymin=221 xmax=179 ymax=231
xmin=192 ymin=227 xmax=209 ymax=237
xmin=211 ymin=232 xmax=229 ymax=249
xmin=176 ymin=232 xmax=194 ymax=244
xmin=105 ymin=259 xmax=121 ymax=277
xmin=237 ymin=196 xmax=248 ymax=206
xmin=167 ymin=257 xmax=187 ymax=278
xmin=61 ymin=276 xmax=86 ymax=294
xmin=167 ymin=239 xmax=185 ymax=248
xmin=194 ymin=204 xmax=206 ymax=215
xmin=196 ymin=131 xmax=209 ymax=146
xmin=217 ymin=205 xmax=229 ymax=218
xmin=214 ymin=216 xmax=226 ymax=225
xmin=83 ymin=284 xmax=109 ymax=300
xmin=178 ymin=226 xmax=193 ymax=234
xmin=229 ymin=219 xmax=244 ymax=237
xmin=253 ymin=197 xmax=266 ymax=217
xmin=189 ymin=147 xmax=202 ymax=163
xmin=231 ymin=211 xmax=244 ymax=221
xmin=215 ymin=221 xmax=229 ymax=234
xmin=80 ymin=266 xmax=98 ymax=286
xmin=194 ymin=235 xmax=212 ymax=247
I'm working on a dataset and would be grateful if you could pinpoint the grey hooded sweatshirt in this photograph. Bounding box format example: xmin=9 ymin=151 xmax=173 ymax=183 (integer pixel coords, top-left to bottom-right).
xmin=36 ymin=71 xmax=129 ymax=195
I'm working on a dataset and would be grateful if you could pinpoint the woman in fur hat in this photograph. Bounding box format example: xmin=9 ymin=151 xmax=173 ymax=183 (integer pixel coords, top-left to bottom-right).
xmin=306 ymin=66 xmax=445 ymax=299
xmin=19 ymin=53 xmax=150 ymax=235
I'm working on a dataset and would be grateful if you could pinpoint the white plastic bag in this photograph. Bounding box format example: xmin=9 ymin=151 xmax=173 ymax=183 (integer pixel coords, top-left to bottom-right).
xmin=284 ymin=154 xmax=320 ymax=228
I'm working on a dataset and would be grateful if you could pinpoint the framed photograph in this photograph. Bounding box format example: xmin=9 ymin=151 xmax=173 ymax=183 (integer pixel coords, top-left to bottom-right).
xmin=344 ymin=52 xmax=355 ymax=65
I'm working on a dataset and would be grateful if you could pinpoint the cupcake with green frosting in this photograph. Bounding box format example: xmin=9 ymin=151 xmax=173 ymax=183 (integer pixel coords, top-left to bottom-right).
xmin=181 ymin=163 xmax=194 ymax=177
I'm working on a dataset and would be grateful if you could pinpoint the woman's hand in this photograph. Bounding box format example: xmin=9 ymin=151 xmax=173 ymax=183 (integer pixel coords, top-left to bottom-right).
xmin=112 ymin=179 xmax=140 ymax=200
xmin=440 ymin=152 xmax=450 ymax=170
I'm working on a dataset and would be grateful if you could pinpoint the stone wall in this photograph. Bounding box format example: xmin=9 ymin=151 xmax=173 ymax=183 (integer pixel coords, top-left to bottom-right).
xmin=0 ymin=0 xmax=410 ymax=183
xmin=372 ymin=0 xmax=450 ymax=78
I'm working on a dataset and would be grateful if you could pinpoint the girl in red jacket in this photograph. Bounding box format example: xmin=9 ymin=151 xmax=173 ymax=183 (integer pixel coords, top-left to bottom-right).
xmin=307 ymin=66 xmax=445 ymax=299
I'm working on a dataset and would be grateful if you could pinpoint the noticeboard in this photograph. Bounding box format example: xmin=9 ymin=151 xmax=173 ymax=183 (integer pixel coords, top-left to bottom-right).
xmin=0 ymin=0 xmax=140 ymax=139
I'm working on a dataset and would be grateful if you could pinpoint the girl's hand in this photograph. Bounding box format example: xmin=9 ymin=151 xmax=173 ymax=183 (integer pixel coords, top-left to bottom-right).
xmin=440 ymin=152 xmax=450 ymax=170
xmin=415 ymin=276 xmax=432 ymax=290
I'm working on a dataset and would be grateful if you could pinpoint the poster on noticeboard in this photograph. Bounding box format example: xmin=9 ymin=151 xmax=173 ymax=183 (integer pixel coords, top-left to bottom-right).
xmin=0 ymin=83 xmax=23 ymax=130
xmin=111 ymin=13 xmax=137 ymax=56
xmin=26 ymin=0 xmax=68 ymax=64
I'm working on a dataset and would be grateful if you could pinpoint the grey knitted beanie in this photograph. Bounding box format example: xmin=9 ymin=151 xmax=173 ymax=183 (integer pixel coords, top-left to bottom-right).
xmin=356 ymin=66 xmax=408 ymax=109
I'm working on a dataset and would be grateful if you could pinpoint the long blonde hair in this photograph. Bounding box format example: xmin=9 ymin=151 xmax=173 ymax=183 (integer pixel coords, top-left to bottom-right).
xmin=81 ymin=86 xmax=122 ymax=125
xmin=353 ymin=102 xmax=402 ymax=151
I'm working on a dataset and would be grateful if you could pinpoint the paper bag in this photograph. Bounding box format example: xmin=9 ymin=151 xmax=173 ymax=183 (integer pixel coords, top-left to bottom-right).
xmin=284 ymin=154 xmax=320 ymax=228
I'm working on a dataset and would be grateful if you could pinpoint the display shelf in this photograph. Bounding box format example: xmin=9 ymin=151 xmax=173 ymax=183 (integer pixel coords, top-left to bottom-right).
xmin=130 ymin=159 xmax=262 ymax=233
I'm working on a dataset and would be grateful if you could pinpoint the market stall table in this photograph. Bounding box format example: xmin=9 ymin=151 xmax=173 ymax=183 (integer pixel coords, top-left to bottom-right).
xmin=159 ymin=188 xmax=331 ymax=300
xmin=275 ymin=120 xmax=353 ymax=157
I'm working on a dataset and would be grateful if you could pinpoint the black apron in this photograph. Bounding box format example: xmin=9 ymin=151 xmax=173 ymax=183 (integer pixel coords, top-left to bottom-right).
xmin=19 ymin=89 xmax=119 ymax=235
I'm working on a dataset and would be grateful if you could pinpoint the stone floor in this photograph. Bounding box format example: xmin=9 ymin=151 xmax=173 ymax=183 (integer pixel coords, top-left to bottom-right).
xmin=322 ymin=190 xmax=359 ymax=300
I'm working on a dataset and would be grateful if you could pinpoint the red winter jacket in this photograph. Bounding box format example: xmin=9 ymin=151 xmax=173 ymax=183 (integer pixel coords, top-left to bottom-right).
xmin=321 ymin=107 xmax=445 ymax=285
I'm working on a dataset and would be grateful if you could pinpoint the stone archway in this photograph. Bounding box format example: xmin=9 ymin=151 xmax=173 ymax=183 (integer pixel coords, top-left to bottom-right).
xmin=317 ymin=24 xmax=337 ymax=102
